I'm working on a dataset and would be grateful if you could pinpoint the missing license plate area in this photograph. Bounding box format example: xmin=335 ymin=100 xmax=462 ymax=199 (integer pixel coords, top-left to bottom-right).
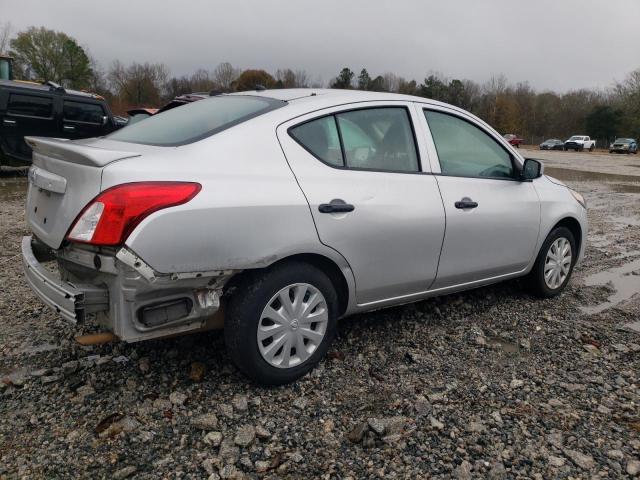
xmin=137 ymin=298 xmax=193 ymax=328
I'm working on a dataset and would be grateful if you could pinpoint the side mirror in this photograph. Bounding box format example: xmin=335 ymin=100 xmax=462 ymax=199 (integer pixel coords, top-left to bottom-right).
xmin=521 ymin=158 xmax=543 ymax=181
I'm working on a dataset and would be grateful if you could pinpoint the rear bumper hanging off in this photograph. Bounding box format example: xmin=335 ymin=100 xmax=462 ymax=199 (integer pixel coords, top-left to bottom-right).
xmin=21 ymin=236 xmax=109 ymax=323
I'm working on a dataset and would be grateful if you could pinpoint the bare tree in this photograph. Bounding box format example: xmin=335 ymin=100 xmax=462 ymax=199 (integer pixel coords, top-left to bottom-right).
xmin=213 ymin=62 xmax=240 ymax=91
xmin=108 ymin=60 xmax=169 ymax=106
xmin=382 ymin=72 xmax=399 ymax=93
xmin=0 ymin=21 xmax=11 ymax=54
xmin=294 ymin=70 xmax=309 ymax=88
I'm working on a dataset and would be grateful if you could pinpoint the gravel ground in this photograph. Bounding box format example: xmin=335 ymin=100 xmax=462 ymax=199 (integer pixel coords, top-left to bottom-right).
xmin=1 ymin=149 xmax=640 ymax=479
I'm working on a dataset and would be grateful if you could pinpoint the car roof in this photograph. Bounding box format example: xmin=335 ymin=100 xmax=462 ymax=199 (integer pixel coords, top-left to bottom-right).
xmin=225 ymin=88 xmax=509 ymax=145
xmin=0 ymin=79 xmax=104 ymax=101
xmin=231 ymin=87 xmax=429 ymax=103
xmin=229 ymin=87 xmax=472 ymax=119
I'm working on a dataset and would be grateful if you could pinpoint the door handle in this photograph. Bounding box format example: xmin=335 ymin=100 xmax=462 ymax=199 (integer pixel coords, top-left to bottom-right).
xmin=3 ymin=119 xmax=16 ymax=126
xmin=455 ymin=198 xmax=478 ymax=209
xmin=318 ymin=199 xmax=355 ymax=214
xmin=63 ymin=125 xmax=76 ymax=131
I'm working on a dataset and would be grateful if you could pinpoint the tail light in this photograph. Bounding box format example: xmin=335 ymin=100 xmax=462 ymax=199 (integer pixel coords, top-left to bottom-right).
xmin=67 ymin=182 xmax=201 ymax=246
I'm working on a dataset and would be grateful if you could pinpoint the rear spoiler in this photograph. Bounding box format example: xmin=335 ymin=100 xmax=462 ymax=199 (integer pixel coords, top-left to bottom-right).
xmin=25 ymin=136 xmax=140 ymax=167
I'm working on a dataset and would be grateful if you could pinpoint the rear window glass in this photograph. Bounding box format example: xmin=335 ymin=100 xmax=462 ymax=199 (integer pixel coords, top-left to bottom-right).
xmin=7 ymin=94 xmax=53 ymax=118
xmin=64 ymin=101 xmax=105 ymax=124
xmin=108 ymin=95 xmax=285 ymax=146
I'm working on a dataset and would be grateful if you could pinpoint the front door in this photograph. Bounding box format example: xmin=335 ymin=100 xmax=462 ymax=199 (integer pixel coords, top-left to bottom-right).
xmin=419 ymin=106 xmax=541 ymax=289
xmin=278 ymin=103 xmax=446 ymax=305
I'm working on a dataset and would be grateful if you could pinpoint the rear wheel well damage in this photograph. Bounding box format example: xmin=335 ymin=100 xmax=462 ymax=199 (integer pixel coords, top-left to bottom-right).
xmin=223 ymin=253 xmax=350 ymax=317
xmin=551 ymin=217 xmax=582 ymax=258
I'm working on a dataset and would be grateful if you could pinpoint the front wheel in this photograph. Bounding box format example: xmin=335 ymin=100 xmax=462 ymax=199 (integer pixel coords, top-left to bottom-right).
xmin=526 ymin=226 xmax=576 ymax=298
xmin=225 ymin=262 xmax=338 ymax=385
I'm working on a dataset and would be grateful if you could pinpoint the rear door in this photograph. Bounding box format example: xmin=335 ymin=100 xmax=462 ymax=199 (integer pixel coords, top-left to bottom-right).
xmin=62 ymin=99 xmax=109 ymax=139
xmin=418 ymin=105 xmax=540 ymax=289
xmin=0 ymin=91 xmax=58 ymax=163
xmin=278 ymin=102 xmax=446 ymax=305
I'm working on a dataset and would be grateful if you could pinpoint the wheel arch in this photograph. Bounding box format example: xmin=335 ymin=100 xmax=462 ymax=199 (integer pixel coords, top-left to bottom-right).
xmin=551 ymin=216 xmax=583 ymax=258
xmin=224 ymin=252 xmax=352 ymax=317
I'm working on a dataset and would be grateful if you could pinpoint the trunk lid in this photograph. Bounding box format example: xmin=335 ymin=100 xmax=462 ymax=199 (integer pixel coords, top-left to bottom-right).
xmin=25 ymin=136 xmax=140 ymax=249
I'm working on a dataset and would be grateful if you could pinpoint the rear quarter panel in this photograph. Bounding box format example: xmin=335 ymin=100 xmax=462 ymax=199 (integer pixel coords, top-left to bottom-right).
xmin=101 ymin=117 xmax=330 ymax=274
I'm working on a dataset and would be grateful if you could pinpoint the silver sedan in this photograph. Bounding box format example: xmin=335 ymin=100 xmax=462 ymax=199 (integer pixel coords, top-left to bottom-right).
xmin=22 ymin=88 xmax=587 ymax=385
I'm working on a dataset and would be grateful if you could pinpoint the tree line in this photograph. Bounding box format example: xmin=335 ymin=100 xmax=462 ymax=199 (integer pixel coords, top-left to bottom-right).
xmin=3 ymin=24 xmax=640 ymax=145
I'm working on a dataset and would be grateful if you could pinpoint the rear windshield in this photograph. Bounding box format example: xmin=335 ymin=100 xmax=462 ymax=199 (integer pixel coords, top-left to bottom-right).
xmin=108 ymin=95 xmax=285 ymax=146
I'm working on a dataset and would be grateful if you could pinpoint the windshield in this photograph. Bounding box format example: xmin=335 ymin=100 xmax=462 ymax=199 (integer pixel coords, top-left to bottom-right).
xmin=108 ymin=95 xmax=286 ymax=146
xmin=568 ymin=136 xmax=584 ymax=141
xmin=615 ymin=138 xmax=632 ymax=143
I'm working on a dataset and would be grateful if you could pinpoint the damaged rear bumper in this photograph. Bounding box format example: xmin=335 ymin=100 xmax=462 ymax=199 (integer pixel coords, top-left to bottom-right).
xmin=21 ymin=236 xmax=109 ymax=322
xmin=21 ymin=236 xmax=231 ymax=342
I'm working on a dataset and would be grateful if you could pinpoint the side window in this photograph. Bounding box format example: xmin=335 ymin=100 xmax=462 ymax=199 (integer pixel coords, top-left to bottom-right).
xmin=7 ymin=94 xmax=53 ymax=118
xmin=290 ymin=116 xmax=343 ymax=167
xmin=424 ymin=110 xmax=514 ymax=179
xmin=63 ymin=101 xmax=105 ymax=124
xmin=336 ymin=108 xmax=419 ymax=172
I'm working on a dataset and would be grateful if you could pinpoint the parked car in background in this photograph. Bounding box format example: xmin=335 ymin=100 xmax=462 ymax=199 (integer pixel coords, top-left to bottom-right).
xmin=125 ymin=107 xmax=159 ymax=126
xmin=157 ymin=92 xmax=213 ymax=113
xmin=21 ymin=89 xmax=587 ymax=385
xmin=564 ymin=135 xmax=595 ymax=152
xmin=121 ymin=92 xmax=216 ymax=127
xmin=0 ymin=79 xmax=121 ymax=166
xmin=539 ymin=139 xmax=564 ymax=150
xmin=503 ymin=133 xmax=523 ymax=148
xmin=609 ymin=138 xmax=638 ymax=154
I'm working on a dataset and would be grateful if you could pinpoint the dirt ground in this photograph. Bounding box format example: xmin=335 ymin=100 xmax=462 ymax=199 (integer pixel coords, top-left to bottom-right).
xmin=1 ymin=149 xmax=639 ymax=479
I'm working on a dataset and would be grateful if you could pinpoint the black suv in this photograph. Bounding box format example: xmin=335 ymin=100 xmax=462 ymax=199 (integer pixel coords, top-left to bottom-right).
xmin=0 ymin=80 xmax=122 ymax=166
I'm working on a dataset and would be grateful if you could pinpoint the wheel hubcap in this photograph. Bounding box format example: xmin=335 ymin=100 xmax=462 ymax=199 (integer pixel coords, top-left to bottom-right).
xmin=544 ymin=237 xmax=572 ymax=289
xmin=257 ymin=283 xmax=328 ymax=369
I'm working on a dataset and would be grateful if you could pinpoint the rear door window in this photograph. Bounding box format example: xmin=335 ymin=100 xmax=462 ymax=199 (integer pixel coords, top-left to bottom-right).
xmin=63 ymin=101 xmax=105 ymax=124
xmin=336 ymin=108 xmax=419 ymax=172
xmin=289 ymin=107 xmax=420 ymax=173
xmin=7 ymin=94 xmax=53 ymax=118
xmin=289 ymin=116 xmax=343 ymax=167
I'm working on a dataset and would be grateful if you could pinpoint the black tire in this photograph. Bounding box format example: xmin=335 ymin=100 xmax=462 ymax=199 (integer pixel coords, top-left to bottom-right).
xmin=526 ymin=226 xmax=577 ymax=298
xmin=224 ymin=261 xmax=338 ymax=386
xmin=589 ymin=145 xmax=594 ymax=152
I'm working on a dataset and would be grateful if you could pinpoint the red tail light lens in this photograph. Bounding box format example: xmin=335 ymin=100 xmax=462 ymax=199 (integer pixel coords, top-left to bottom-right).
xmin=67 ymin=182 xmax=201 ymax=246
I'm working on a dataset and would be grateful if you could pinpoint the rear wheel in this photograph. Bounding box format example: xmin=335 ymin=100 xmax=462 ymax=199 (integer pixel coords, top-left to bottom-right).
xmin=589 ymin=145 xmax=595 ymax=152
xmin=526 ymin=226 xmax=576 ymax=298
xmin=225 ymin=261 xmax=338 ymax=385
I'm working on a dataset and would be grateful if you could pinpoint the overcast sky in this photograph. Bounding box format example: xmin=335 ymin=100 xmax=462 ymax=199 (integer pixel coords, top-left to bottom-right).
xmin=2 ymin=0 xmax=639 ymax=92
